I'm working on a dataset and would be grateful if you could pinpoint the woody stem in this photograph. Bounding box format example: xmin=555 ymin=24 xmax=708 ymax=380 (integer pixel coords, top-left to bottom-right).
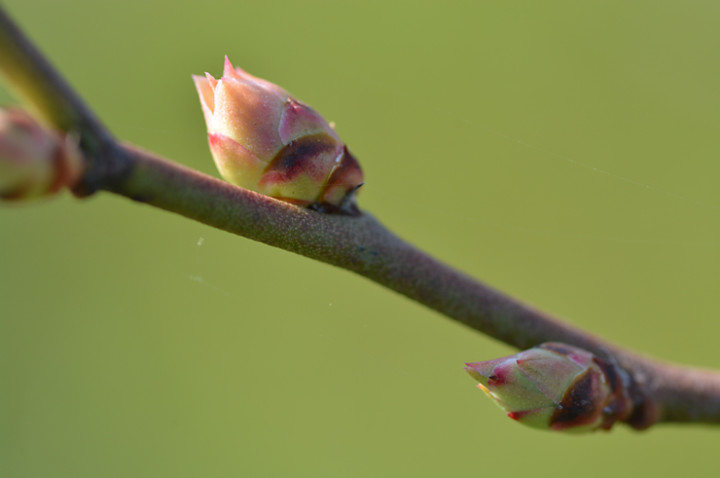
xmin=2 ymin=5 xmax=720 ymax=428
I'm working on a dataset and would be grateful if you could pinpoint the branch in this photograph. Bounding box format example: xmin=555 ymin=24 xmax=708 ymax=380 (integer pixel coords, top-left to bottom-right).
xmin=2 ymin=6 xmax=719 ymax=429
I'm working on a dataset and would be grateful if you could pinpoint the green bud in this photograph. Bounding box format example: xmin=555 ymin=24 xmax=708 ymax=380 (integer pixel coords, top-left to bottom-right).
xmin=465 ymin=343 xmax=634 ymax=432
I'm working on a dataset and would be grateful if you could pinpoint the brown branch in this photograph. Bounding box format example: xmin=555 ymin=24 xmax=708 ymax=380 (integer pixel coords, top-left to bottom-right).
xmin=2 ymin=5 xmax=720 ymax=429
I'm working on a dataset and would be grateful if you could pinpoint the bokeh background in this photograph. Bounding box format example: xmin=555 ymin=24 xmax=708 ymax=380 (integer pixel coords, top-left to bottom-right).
xmin=2 ymin=0 xmax=720 ymax=476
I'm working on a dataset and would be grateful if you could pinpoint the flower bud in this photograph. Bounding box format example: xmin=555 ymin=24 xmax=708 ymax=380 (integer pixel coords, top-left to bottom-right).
xmin=0 ymin=108 xmax=82 ymax=200
xmin=193 ymin=57 xmax=363 ymax=213
xmin=464 ymin=343 xmax=634 ymax=432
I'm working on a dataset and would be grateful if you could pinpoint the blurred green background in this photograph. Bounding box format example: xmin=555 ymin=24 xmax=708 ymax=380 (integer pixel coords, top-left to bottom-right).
xmin=2 ymin=0 xmax=720 ymax=476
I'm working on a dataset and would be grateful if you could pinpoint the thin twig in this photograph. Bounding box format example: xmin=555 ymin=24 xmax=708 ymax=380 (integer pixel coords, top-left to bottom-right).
xmin=0 ymin=8 xmax=111 ymax=145
xmin=2 ymin=5 xmax=720 ymax=428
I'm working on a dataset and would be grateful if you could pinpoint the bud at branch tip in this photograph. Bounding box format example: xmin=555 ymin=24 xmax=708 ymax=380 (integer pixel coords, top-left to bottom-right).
xmin=0 ymin=108 xmax=82 ymax=201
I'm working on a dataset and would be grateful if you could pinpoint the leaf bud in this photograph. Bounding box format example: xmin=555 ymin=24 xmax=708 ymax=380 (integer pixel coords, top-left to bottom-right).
xmin=0 ymin=108 xmax=82 ymax=201
xmin=193 ymin=57 xmax=363 ymax=214
xmin=464 ymin=343 xmax=635 ymax=432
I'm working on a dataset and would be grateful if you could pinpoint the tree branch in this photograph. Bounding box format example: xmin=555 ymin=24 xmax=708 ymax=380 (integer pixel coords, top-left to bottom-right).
xmin=2 ymin=5 xmax=719 ymax=429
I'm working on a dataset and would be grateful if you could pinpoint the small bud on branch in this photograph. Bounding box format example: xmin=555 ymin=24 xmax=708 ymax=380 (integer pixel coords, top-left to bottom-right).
xmin=465 ymin=343 xmax=638 ymax=432
xmin=0 ymin=108 xmax=82 ymax=200
xmin=193 ymin=57 xmax=363 ymax=214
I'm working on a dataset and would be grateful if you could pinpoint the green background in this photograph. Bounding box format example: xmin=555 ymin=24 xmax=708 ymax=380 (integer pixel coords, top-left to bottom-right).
xmin=2 ymin=0 xmax=719 ymax=476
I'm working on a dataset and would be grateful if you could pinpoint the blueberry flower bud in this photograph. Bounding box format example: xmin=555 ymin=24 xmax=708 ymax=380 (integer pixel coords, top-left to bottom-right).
xmin=0 ymin=108 xmax=82 ymax=200
xmin=464 ymin=343 xmax=634 ymax=432
xmin=193 ymin=57 xmax=363 ymax=213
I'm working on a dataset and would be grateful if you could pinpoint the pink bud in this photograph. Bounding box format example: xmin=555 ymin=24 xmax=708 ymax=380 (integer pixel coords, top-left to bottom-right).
xmin=0 ymin=108 xmax=82 ymax=200
xmin=465 ymin=343 xmax=634 ymax=432
xmin=193 ymin=57 xmax=363 ymax=213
